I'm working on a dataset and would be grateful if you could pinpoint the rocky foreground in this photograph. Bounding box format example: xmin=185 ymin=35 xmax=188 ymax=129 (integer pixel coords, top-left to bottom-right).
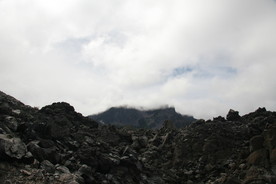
xmin=0 ymin=91 xmax=275 ymax=184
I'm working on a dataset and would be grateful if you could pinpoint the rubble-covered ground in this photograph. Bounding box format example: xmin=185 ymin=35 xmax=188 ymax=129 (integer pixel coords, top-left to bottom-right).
xmin=0 ymin=90 xmax=275 ymax=184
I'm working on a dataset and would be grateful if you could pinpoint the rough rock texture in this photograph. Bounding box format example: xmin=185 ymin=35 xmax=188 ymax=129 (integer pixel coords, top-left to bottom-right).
xmin=1 ymin=91 xmax=276 ymax=183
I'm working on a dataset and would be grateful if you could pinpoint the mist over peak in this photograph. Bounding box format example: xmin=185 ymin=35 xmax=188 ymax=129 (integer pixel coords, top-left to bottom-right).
xmin=89 ymin=105 xmax=195 ymax=129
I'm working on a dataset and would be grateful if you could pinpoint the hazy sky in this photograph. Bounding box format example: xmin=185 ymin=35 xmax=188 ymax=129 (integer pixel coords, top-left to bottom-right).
xmin=1 ymin=0 xmax=276 ymax=119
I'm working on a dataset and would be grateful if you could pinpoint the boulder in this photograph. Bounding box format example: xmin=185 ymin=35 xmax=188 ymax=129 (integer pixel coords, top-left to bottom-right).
xmin=38 ymin=139 xmax=56 ymax=148
xmin=27 ymin=141 xmax=61 ymax=164
xmin=0 ymin=103 xmax=12 ymax=115
xmin=190 ymin=119 xmax=205 ymax=127
xmin=78 ymin=164 xmax=95 ymax=184
xmin=243 ymin=166 xmax=273 ymax=184
xmin=255 ymin=107 xmax=267 ymax=113
xmin=271 ymin=148 xmax=276 ymax=174
xmin=48 ymin=123 xmax=71 ymax=140
xmin=213 ymin=116 xmax=226 ymax=122
xmin=0 ymin=134 xmax=27 ymax=160
xmin=56 ymin=165 xmax=71 ymax=174
xmin=97 ymin=153 xmax=120 ymax=173
xmin=40 ymin=160 xmax=55 ymax=174
xmin=4 ymin=116 xmax=18 ymax=132
xmin=247 ymin=149 xmax=269 ymax=168
xmin=249 ymin=135 xmax=264 ymax=152
xmin=77 ymin=143 xmax=98 ymax=168
xmin=263 ymin=126 xmax=276 ymax=151
xmin=58 ymin=173 xmax=81 ymax=184
xmin=226 ymin=109 xmax=241 ymax=121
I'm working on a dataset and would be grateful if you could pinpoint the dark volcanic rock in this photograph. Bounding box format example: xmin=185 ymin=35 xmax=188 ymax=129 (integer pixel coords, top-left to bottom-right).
xmin=0 ymin=90 xmax=276 ymax=184
xmin=249 ymin=135 xmax=264 ymax=152
xmin=226 ymin=109 xmax=241 ymax=121
xmin=0 ymin=134 xmax=28 ymax=160
xmin=36 ymin=102 xmax=98 ymax=139
xmin=27 ymin=141 xmax=61 ymax=164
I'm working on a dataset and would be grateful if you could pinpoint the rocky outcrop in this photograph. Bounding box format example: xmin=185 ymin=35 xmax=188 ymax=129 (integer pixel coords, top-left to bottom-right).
xmin=0 ymin=134 xmax=29 ymax=160
xmin=226 ymin=109 xmax=241 ymax=121
xmin=0 ymin=90 xmax=276 ymax=183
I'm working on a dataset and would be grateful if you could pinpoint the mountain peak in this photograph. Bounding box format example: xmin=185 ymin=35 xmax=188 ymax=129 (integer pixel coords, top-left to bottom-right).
xmin=89 ymin=106 xmax=195 ymax=129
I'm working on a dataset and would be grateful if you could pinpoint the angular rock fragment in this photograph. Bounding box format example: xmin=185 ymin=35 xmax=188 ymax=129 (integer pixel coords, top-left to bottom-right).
xmin=0 ymin=134 xmax=27 ymax=160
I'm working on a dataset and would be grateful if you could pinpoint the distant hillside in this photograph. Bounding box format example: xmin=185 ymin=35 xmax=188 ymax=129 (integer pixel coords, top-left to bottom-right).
xmin=88 ymin=106 xmax=196 ymax=129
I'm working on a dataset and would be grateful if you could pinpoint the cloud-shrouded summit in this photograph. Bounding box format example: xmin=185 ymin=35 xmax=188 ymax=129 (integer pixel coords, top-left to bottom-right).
xmin=1 ymin=0 xmax=276 ymax=119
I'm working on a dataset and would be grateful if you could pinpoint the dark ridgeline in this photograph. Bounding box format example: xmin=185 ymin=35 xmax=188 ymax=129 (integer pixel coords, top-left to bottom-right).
xmin=89 ymin=106 xmax=196 ymax=129
xmin=0 ymin=90 xmax=276 ymax=184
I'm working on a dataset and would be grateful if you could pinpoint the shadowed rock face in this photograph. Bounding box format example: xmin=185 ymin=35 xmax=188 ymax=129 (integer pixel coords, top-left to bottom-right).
xmin=89 ymin=106 xmax=196 ymax=129
xmin=0 ymin=90 xmax=276 ymax=184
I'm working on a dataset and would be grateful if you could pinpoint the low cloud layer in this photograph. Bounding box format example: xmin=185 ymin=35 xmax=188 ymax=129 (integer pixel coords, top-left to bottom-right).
xmin=1 ymin=0 xmax=276 ymax=119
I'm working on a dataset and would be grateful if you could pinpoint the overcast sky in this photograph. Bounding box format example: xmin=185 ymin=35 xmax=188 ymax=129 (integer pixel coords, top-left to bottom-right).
xmin=1 ymin=0 xmax=276 ymax=119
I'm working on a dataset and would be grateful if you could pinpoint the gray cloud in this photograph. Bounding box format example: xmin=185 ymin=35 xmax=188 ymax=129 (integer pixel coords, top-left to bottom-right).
xmin=1 ymin=0 xmax=276 ymax=119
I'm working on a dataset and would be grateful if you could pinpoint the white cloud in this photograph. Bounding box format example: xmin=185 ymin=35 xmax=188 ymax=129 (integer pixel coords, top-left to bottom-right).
xmin=1 ymin=0 xmax=276 ymax=119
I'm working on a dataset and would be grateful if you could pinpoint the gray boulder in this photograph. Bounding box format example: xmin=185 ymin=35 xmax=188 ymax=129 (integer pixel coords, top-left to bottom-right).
xmin=0 ymin=134 xmax=27 ymax=160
